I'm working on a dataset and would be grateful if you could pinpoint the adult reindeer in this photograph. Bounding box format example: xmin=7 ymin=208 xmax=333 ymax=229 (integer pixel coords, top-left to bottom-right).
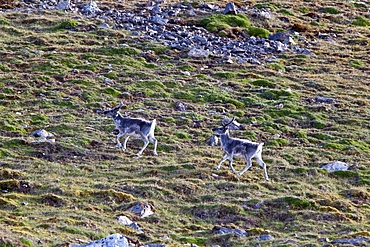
xmin=212 ymin=117 xmax=269 ymax=181
xmin=103 ymin=103 xmax=158 ymax=156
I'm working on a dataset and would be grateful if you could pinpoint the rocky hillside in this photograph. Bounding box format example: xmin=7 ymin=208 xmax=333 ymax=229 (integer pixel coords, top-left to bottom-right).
xmin=0 ymin=0 xmax=369 ymax=246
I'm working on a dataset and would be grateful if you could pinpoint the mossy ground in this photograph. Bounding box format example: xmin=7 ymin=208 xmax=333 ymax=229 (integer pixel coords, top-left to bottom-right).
xmin=0 ymin=0 xmax=369 ymax=246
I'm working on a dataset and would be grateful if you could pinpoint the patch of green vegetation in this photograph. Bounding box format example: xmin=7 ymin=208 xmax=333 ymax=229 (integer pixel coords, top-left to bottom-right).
xmin=323 ymin=7 xmax=340 ymax=14
xmin=352 ymin=16 xmax=370 ymax=27
xmin=0 ymin=125 xmax=26 ymax=134
xmin=248 ymin=27 xmax=271 ymax=38
xmin=0 ymin=18 xmax=11 ymax=25
xmin=103 ymin=88 xmax=121 ymax=97
xmin=226 ymin=99 xmax=245 ymax=108
xmin=178 ymin=237 xmax=206 ymax=246
xmin=295 ymin=131 xmax=307 ymax=138
xmin=266 ymin=138 xmax=289 ymax=147
xmin=20 ymin=238 xmax=33 ymax=246
xmin=68 ymin=79 xmax=95 ymax=86
xmin=250 ymin=79 xmax=275 ymax=88
xmin=254 ymin=3 xmax=278 ymax=10
xmin=144 ymin=44 xmax=169 ymax=53
xmin=332 ymin=170 xmax=359 ymax=178
xmin=310 ymin=21 xmax=324 ymax=28
xmin=53 ymin=19 xmax=79 ymax=30
xmin=175 ymin=132 xmax=192 ymax=139
xmin=268 ymin=63 xmax=285 ymax=71
xmin=199 ymin=14 xmax=251 ymax=32
xmin=0 ymin=64 xmax=11 ymax=72
xmin=214 ymin=72 xmax=236 ymax=79
xmin=321 ymin=142 xmax=345 ymax=150
xmin=178 ymin=65 xmax=195 ymax=71
xmin=259 ymin=89 xmax=298 ymax=100
xmin=98 ymin=47 xmax=140 ymax=56
xmin=299 ymin=7 xmax=310 ymax=13
xmin=312 ymin=120 xmax=327 ymax=129
xmin=349 ymin=60 xmax=365 ymax=68
xmin=282 ymin=196 xmax=315 ymax=209
xmin=279 ymin=9 xmax=295 ymax=16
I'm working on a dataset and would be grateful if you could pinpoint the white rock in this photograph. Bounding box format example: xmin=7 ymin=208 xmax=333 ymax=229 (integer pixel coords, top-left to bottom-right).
xmin=75 ymin=233 xmax=129 ymax=247
xmin=117 ymin=216 xmax=133 ymax=225
xmin=321 ymin=161 xmax=350 ymax=171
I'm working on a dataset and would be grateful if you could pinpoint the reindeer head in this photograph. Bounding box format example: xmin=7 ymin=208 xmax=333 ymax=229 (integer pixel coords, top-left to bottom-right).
xmin=212 ymin=117 xmax=235 ymax=135
xmin=103 ymin=102 xmax=124 ymax=118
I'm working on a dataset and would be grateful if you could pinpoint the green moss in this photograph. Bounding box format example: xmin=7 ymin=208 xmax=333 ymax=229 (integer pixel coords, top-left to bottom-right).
xmin=175 ymin=132 xmax=192 ymax=139
xmin=103 ymin=88 xmax=121 ymax=97
xmin=349 ymin=60 xmax=365 ymax=68
xmin=178 ymin=65 xmax=195 ymax=71
xmin=332 ymin=170 xmax=359 ymax=178
xmin=75 ymin=64 xmax=99 ymax=71
xmin=250 ymin=79 xmax=275 ymax=88
xmin=321 ymin=142 xmax=345 ymax=150
xmin=279 ymin=9 xmax=295 ymax=16
xmin=200 ymin=14 xmax=251 ymax=32
xmin=295 ymin=131 xmax=307 ymax=138
xmin=20 ymin=238 xmax=33 ymax=247
xmin=0 ymin=64 xmax=11 ymax=72
xmin=53 ymin=19 xmax=79 ymax=30
xmin=299 ymin=7 xmax=310 ymax=13
xmin=178 ymin=237 xmax=206 ymax=246
xmin=310 ymin=21 xmax=324 ymax=28
xmin=104 ymin=72 xmax=119 ymax=79
xmin=226 ymin=99 xmax=245 ymax=108
xmin=98 ymin=47 xmax=140 ymax=56
xmin=68 ymin=79 xmax=95 ymax=86
xmin=248 ymin=27 xmax=271 ymax=38
xmin=259 ymin=89 xmax=298 ymax=100
xmin=323 ymin=7 xmax=340 ymax=14
xmin=0 ymin=18 xmax=11 ymax=25
xmin=269 ymin=63 xmax=286 ymax=71
xmin=214 ymin=72 xmax=236 ymax=79
xmin=31 ymin=114 xmax=49 ymax=122
xmin=312 ymin=120 xmax=327 ymax=129
xmin=282 ymin=196 xmax=315 ymax=209
xmin=266 ymin=138 xmax=289 ymax=147
xmin=0 ymin=125 xmax=26 ymax=134
xmin=254 ymin=3 xmax=278 ymax=10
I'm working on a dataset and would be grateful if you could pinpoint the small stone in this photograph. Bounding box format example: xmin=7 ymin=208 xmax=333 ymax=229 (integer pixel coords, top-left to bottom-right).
xmin=321 ymin=161 xmax=350 ymax=172
xmin=257 ymin=234 xmax=274 ymax=241
xmin=223 ymin=2 xmax=237 ymax=15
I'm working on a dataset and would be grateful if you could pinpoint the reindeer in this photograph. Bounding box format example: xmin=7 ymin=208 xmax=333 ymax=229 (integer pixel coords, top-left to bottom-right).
xmin=103 ymin=103 xmax=158 ymax=156
xmin=212 ymin=117 xmax=269 ymax=181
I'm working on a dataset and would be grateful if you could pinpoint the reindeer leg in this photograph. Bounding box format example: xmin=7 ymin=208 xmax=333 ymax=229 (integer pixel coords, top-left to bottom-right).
xmin=215 ymin=154 xmax=228 ymax=170
xmin=121 ymin=136 xmax=129 ymax=151
xmin=136 ymin=136 xmax=149 ymax=156
xmin=228 ymin=154 xmax=237 ymax=174
xmin=149 ymin=136 xmax=158 ymax=156
xmin=256 ymin=157 xmax=269 ymax=181
xmin=116 ymin=132 xmax=124 ymax=148
xmin=237 ymin=157 xmax=253 ymax=176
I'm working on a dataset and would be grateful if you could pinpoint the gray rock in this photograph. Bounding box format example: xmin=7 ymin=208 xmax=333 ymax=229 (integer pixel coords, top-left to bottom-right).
xmin=81 ymin=1 xmax=101 ymax=14
xmin=216 ymin=227 xmax=248 ymax=237
xmin=321 ymin=161 xmax=350 ymax=172
xmin=188 ymin=48 xmax=210 ymax=58
xmin=128 ymin=204 xmax=154 ymax=218
xmin=223 ymin=2 xmax=237 ymax=15
xmin=175 ymin=102 xmax=186 ymax=111
xmin=55 ymin=0 xmax=70 ymax=10
xmin=75 ymin=233 xmax=129 ymax=247
xmin=331 ymin=236 xmax=370 ymax=246
xmin=257 ymin=234 xmax=274 ymax=241
xmin=30 ymin=129 xmax=54 ymax=139
xmin=315 ymin=97 xmax=336 ymax=103
xmin=269 ymin=32 xmax=296 ymax=45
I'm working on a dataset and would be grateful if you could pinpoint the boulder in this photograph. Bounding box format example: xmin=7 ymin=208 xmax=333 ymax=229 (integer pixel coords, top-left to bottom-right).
xmin=321 ymin=161 xmax=349 ymax=171
xmin=223 ymin=2 xmax=237 ymax=15
xmin=75 ymin=233 xmax=129 ymax=247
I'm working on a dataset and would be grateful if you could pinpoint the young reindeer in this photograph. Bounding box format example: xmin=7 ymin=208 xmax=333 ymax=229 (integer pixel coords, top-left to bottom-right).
xmin=103 ymin=103 xmax=158 ymax=156
xmin=212 ymin=117 xmax=269 ymax=181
